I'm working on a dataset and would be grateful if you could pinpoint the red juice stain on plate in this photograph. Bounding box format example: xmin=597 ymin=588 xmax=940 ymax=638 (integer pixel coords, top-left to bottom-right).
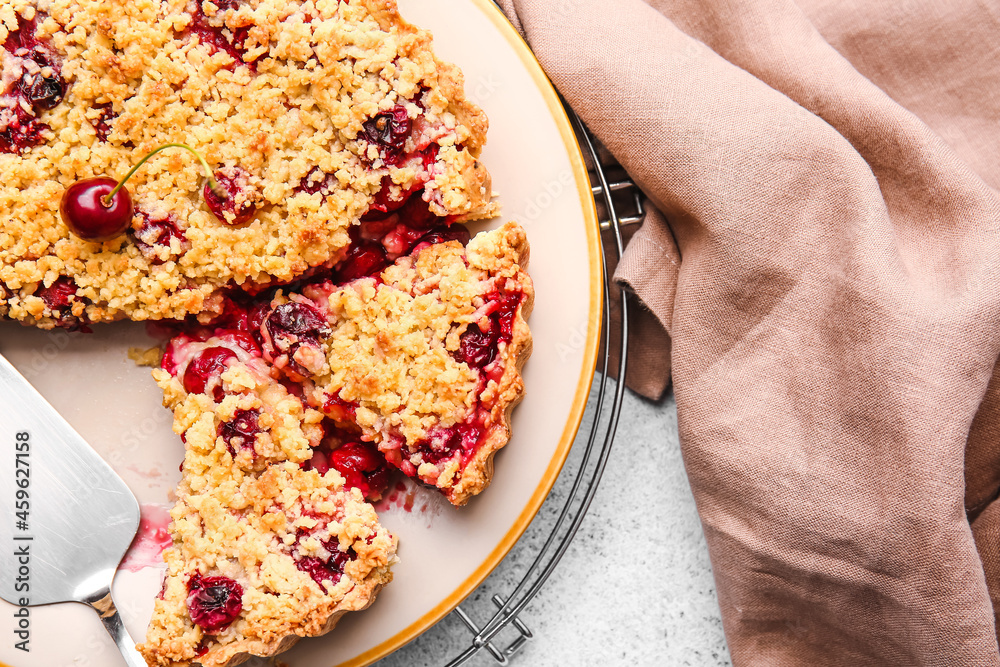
xmin=119 ymin=504 xmax=173 ymax=572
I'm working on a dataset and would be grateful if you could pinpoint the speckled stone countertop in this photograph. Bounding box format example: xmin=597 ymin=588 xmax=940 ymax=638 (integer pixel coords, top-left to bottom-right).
xmin=375 ymin=385 xmax=733 ymax=667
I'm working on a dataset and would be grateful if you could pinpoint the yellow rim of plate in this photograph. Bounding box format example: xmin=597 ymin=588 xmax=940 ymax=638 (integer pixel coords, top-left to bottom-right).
xmin=334 ymin=1 xmax=603 ymax=666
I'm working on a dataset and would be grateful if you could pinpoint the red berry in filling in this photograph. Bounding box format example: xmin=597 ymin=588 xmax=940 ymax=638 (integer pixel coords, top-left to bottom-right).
xmin=183 ymin=347 xmax=236 ymax=399
xmin=457 ymin=324 xmax=498 ymax=369
xmin=6 ymin=19 xmax=65 ymax=113
xmin=90 ymin=103 xmax=118 ymax=142
xmin=0 ymin=17 xmax=64 ymax=154
xmin=322 ymin=393 xmax=357 ymax=422
xmin=492 ymin=291 xmax=523 ymax=341
xmin=131 ymin=211 xmax=187 ymax=262
xmin=246 ymin=302 xmax=271 ymax=342
xmin=0 ymin=107 xmax=47 ymax=154
xmin=296 ymin=167 xmax=335 ymax=196
xmin=363 ymin=176 xmax=419 ymax=219
xmin=266 ymin=302 xmax=328 ymax=341
xmin=454 ymin=291 xmax=523 ymax=369
xmin=333 ymin=241 xmax=389 ymax=283
xmin=60 ymin=177 xmax=134 ymax=242
xmin=328 ymin=441 xmax=390 ymax=501
xmin=186 ymin=573 xmax=243 ymax=633
xmin=361 ymin=105 xmax=411 ymax=165
xmin=263 ymin=301 xmax=330 ymax=377
xmin=416 ymin=225 xmax=470 ymax=248
xmin=304 ymin=449 xmax=330 ymax=475
xmin=218 ymin=409 xmax=261 ymax=453
xmin=186 ymin=0 xmax=259 ymax=67
xmin=37 ymin=276 xmax=77 ymax=311
xmin=204 ymin=167 xmax=258 ymax=225
xmin=295 ymin=541 xmax=354 ymax=587
xmin=21 ymin=71 xmax=64 ymax=111
xmin=227 ymin=330 xmax=262 ymax=356
xmin=414 ymin=423 xmax=483 ymax=466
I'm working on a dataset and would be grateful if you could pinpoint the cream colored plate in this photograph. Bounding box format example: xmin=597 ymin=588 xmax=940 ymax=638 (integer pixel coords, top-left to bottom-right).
xmin=0 ymin=0 xmax=601 ymax=664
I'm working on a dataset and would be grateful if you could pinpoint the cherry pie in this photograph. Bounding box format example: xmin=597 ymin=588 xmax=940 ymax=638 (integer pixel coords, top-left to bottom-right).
xmin=0 ymin=0 xmax=497 ymax=330
xmin=0 ymin=0 xmax=535 ymax=664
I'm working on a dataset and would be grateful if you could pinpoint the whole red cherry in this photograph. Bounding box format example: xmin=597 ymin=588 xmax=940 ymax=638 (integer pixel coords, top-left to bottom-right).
xmin=59 ymin=143 xmax=227 ymax=244
xmin=59 ymin=177 xmax=134 ymax=242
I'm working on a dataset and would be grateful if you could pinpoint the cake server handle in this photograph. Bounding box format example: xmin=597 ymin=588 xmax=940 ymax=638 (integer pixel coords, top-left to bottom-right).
xmin=84 ymin=587 xmax=150 ymax=667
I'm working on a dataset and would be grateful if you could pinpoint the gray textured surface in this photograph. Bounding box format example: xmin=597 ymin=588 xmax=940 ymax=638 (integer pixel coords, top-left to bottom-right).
xmin=374 ymin=385 xmax=732 ymax=667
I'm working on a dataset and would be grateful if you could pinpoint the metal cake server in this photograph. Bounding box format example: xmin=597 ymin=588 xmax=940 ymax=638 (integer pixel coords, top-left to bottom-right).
xmin=0 ymin=351 xmax=146 ymax=666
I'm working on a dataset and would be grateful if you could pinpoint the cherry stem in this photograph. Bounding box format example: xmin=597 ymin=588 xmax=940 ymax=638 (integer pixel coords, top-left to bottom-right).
xmin=101 ymin=143 xmax=225 ymax=207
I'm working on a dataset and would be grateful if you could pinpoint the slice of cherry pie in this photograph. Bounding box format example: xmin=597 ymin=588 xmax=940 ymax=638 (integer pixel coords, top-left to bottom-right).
xmin=156 ymin=220 xmax=532 ymax=505
xmin=140 ymin=340 xmax=397 ymax=666
xmin=293 ymin=221 xmax=533 ymax=506
xmin=0 ymin=0 xmax=497 ymax=330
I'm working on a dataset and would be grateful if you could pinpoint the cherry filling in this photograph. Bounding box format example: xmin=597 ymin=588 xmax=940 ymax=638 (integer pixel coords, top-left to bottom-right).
xmin=322 ymin=392 xmax=357 ymax=423
xmin=90 ymin=103 xmax=130 ymax=144
xmin=37 ymin=276 xmax=77 ymax=312
xmin=5 ymin=18 xmax=65 ymax=111
xmin=412 ymin=422 xmax=484 ymax=468
xmin=265 ymin=301 xmax=328 ymax=341
xmin=293 ymin=536 xmax=355 ymax=588
xmin=182 ymin=347 xmax=237 ymax=400
xmin=34 ymin=276 xmax=91 ymax=330
xmin=90 ymin=104 xmax=114 ymax=141
xmin=21 ymin=73 xmax=63 ymax=111
xmin=1 ymin=17 xmax=64 ymax=154
xmin=414 ymin=226 xmax=470 ymax=249
xmin=364 ymin=176 xmax=419 ymax=219
xmin=455 ymin=291 xmax=523 ymax=369
xmin=186 ymin=0 xmax=259 ymax=68
xmin=0 ymin=106 xmax=47 ymax=154
xmin=361 ymin=105 xmax=411 ymax=166
xmin=262 ymin=301 xmax=330 ymax=378
xmin=186 ymin=573 xmax=243 ymax=633
xmin=363 ymin=145 xmax=440 ymax=219
xmin=296 ymin=167 xmax=335 ymax=196
xmin=131 ymin=211 xmax=189 ymax=263
xmin=219 ymin=409 xmax=261 ymax=453
xmin=349 ymin=188 xmax=467 ymax=270
xmin=332 ymin=239 xmax=388 ymax=284
xmin=204 ymin=166 xmax=258 ymax=225
xmin=328 ymin=441 xmax=390 ymax=500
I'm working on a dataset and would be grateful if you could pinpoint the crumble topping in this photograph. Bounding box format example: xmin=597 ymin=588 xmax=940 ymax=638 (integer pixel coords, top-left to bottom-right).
xmin=306 ymin=222 xmax=533 ymax=504
xmin=0 ymin=0 xmax=497 ymax=330
xmin=156 ymin=220 xmax=531 ymax=511
xmin=143 ymin=348 xmax=397 ymax=666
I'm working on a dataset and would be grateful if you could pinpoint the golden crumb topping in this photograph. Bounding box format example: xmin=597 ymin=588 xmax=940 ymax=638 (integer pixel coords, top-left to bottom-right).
xmin=143 ymin=359 xmax=396 ymax=667
xmin=0 ymin=0 xmax=496 ymax=329
xmin=306 ymin=222 xmax=533 ymax=502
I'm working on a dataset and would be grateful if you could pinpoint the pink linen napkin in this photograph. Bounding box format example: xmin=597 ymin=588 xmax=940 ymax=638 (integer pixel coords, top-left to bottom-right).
xmin=498 ymin=0 xmax=1000 ymax=663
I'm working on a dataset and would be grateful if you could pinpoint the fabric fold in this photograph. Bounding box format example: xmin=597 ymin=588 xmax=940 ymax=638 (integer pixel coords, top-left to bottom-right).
xmin=500 ymin=0 xmax=1000 ymax=663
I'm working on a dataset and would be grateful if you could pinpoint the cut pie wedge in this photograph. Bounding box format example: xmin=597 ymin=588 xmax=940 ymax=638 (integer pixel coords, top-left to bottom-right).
xmin=156 ymin=221 xmax=532 ymax=507
xmin=284 ymin=221 xmax=534 ymax=505
xmin=140 ymin=346 xmax=396 ymax=667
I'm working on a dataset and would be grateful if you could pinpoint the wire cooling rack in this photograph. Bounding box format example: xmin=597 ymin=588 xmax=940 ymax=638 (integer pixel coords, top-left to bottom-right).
xmin=424 ymin=111 xmax=646 ymax=665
